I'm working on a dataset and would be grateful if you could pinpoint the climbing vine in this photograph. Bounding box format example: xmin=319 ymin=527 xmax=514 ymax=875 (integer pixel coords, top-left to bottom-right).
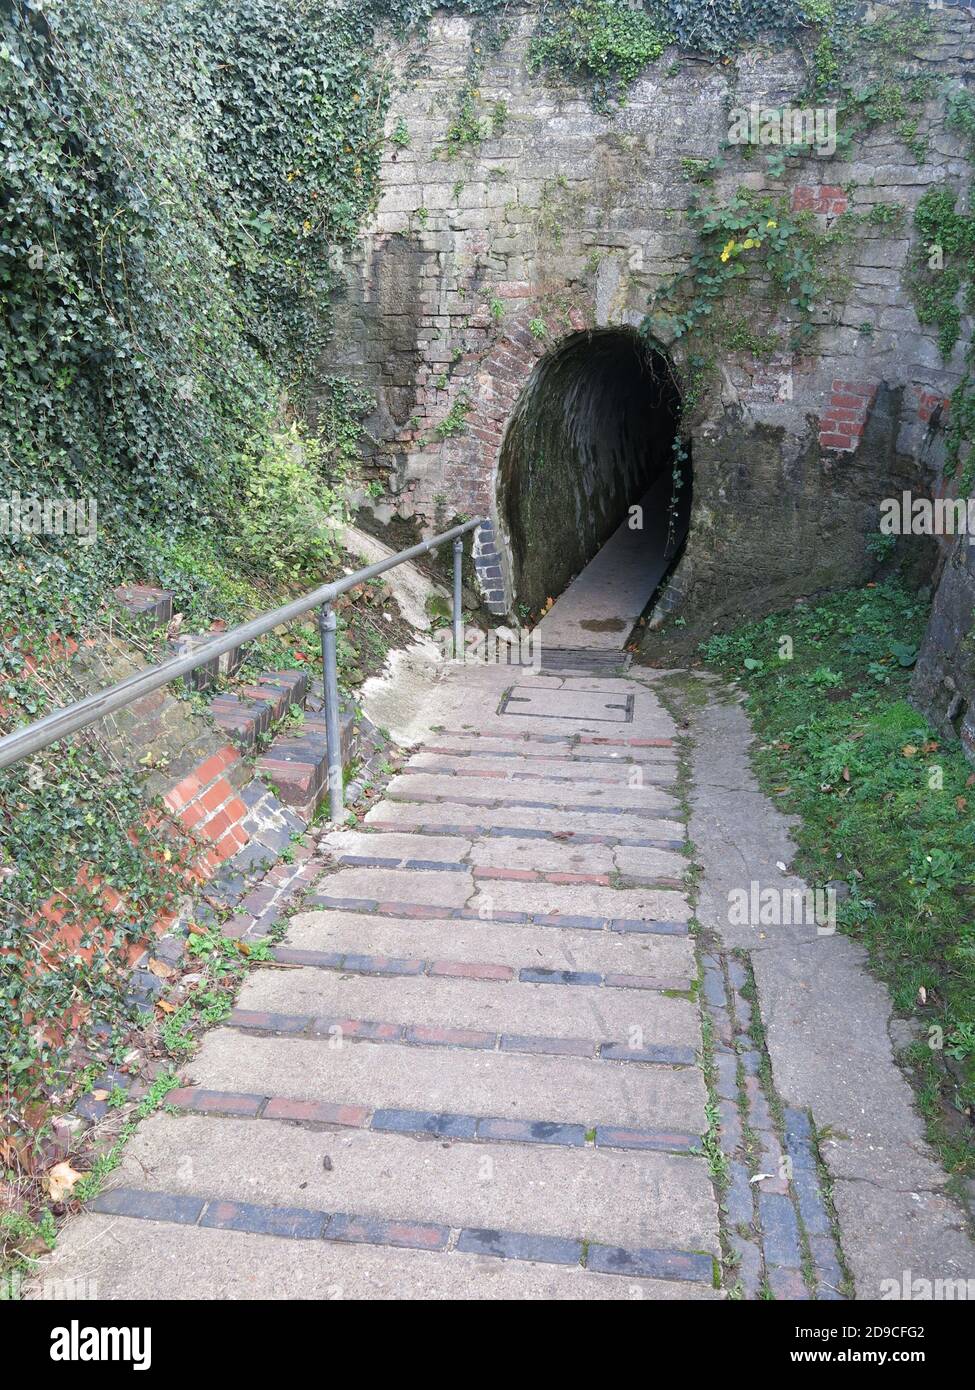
xmin=527 ymin=0 xmax=671 ymax=108
xmin=644 ymin=192 xmax=825 ymax=351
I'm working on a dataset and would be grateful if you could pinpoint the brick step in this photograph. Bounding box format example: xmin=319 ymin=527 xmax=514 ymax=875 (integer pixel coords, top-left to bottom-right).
xmin=256 ymin=698 xmax=359 ymax=818
xmin=208 ymin=670 xmax=309 ymax=750
xmin=114 ymin=584 xmax=174 ymax=627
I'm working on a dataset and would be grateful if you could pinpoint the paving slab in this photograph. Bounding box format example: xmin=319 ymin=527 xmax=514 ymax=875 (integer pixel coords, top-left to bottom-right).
xmin=385 ymin=770 xmax=678 ymax=811
xmin=30 ymin=1216 xmax=723 ymax=1300
xmin=314 ymin=865 xmax=474 ymax=908
xmin=364 ymin=798 xmax=684 ymax=840
xmin=468 ymin=882 xmax=691 ymax=922
xmin=406 ymin=752 xmax=678 ymax=782
xmin=284 ymin=909 xmax=697 ymax=976
xmin=186 ymin=1030 xmax=708 ymax=1133
xmin=102 ymin=1115 xmax=718 ymax=1253
xmin=681 ymin=675 xmax=975 ymax=1297
xmin=236 ymin=966 xmax=702 ymax=1044
xmin=323 ymin=829 xmax=473 ymax=863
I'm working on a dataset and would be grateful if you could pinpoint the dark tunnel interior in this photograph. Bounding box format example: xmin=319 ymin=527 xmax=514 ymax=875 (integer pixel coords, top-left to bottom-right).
xmin=495 ymin=328 xmax=687 ymax=616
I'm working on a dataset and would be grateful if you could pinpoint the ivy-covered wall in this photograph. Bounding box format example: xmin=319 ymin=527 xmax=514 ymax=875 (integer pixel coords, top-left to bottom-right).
xmin=337 ymin=0 xmax=974 ymax=661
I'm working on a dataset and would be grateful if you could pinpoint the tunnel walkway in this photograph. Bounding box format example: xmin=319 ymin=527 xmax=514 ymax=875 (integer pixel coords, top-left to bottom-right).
xmin=496 ymin=327 xmax=684 ymax=623
xmin=533 ymin=471 xmax=684 ymax=658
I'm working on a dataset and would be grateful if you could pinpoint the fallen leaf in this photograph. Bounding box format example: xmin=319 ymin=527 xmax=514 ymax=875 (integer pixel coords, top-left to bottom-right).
xmin=917 ymin=985 xmax=927 ymax=1006
xmin=842 ymin=767 xmax=850 ymax=782
xmin=91 ymin=1089 xmax=109 ymax=1102
xmin=186 ymin=922 xmax=207 ymax=936
xmin=156 ymin=1000 xmax=177 ymax=1014
xmin=749 ymin=1172 xmax=774 ymax=1184
xmin=148 ymin=958 xmax=175 ymax=978
xmin=902 ymin=744 xmax=917 ymax=758
xmin=46 ymin=1161 xmax=82 ymax=1203
xmin=957 ymin=797 xmax=967 ymax=813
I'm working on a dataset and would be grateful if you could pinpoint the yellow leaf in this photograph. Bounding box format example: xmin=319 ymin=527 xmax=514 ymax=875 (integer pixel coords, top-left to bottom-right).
xmin=156 ymin=999 xmax=177 ymax=1014
xmin=902 ymin=744 xmax=917 ymax=758
xmin=46 ymin=1161 xmax=82 ymax=1203
xmin=148 ymin=958 xmax=175 ymax=978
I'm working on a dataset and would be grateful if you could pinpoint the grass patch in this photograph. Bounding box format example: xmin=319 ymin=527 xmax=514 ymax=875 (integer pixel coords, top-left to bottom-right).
xmin=702 ymin=580 xmax=975 ymax=1174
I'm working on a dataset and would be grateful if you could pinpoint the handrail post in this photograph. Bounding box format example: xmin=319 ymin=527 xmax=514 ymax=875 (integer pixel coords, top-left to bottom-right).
xmin=318 ymin=602 xmax=344 ymax=823
xmin=452 ymin=536 xmax=464 ymax=661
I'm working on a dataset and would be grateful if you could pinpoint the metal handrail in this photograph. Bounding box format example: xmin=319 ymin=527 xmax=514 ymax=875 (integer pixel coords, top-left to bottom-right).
xmin=0 ymin=516 xmax=487 ymax=821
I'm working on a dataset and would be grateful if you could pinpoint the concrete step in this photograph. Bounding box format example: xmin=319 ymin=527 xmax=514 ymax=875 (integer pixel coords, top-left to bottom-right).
xmin=364 ymin=797 xmax=684 ymax=841
xmin=284 ymin=908 xmax=697 ymax=979
xmin=407 ymin=751 xmax=678 ymax=782
xmin=237 ymin=964 xmax=701 ymax=1046
xmin=185 ymin=1028 xmax=709 ymax=1133
xmin=385 ymin=770 xmax=678 ymax=812
xmin=102 ymin=1113 xmax=719 ymax=1255
xmin=306 ymin=870 xmax=691 ymax=929
xmin=466 ymin=880 xmax=691 ymax=924
xmin=322 ymin=828 xmax=686 ymax=880
xmin=313 ymin=865 xmax=473 ymax=909
xmin=34 ymin=1214 xmax=722 ymax=1300
xmin=422 ymin=734 xmax=678 ymax=761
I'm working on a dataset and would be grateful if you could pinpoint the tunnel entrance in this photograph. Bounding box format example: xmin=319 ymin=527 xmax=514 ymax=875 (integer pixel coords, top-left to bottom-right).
xmin=495 ymin=328 xmax=686 ymax=619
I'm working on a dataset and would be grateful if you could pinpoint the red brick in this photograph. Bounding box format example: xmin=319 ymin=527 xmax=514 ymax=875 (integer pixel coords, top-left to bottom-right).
xmin=819 ymin=432 xmax=854 ymax=449
xmin=200 ymin=777 xmax=233 ymax=814
xmin=202 ymin=808 xmax=233 ymax=842
xmin=189 ymin=749 xmax=234 ymax=792
xmin=212 ymin=831 xmax=239 ymax=861
xmin=179 ymin=800 xmax=207 ymax=831
xmin=832 ymin=380 xmax=875 ymax=396
xmin=170 ymin=1088 xmax=263 ymax=1116
xmin=263 ymin=1098 xmax=369 ymax=1127
xmin=384 ymin=1221 xmax=450 ymax=1250
xmin=164 ymin=773 xmax=201 ymax=813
